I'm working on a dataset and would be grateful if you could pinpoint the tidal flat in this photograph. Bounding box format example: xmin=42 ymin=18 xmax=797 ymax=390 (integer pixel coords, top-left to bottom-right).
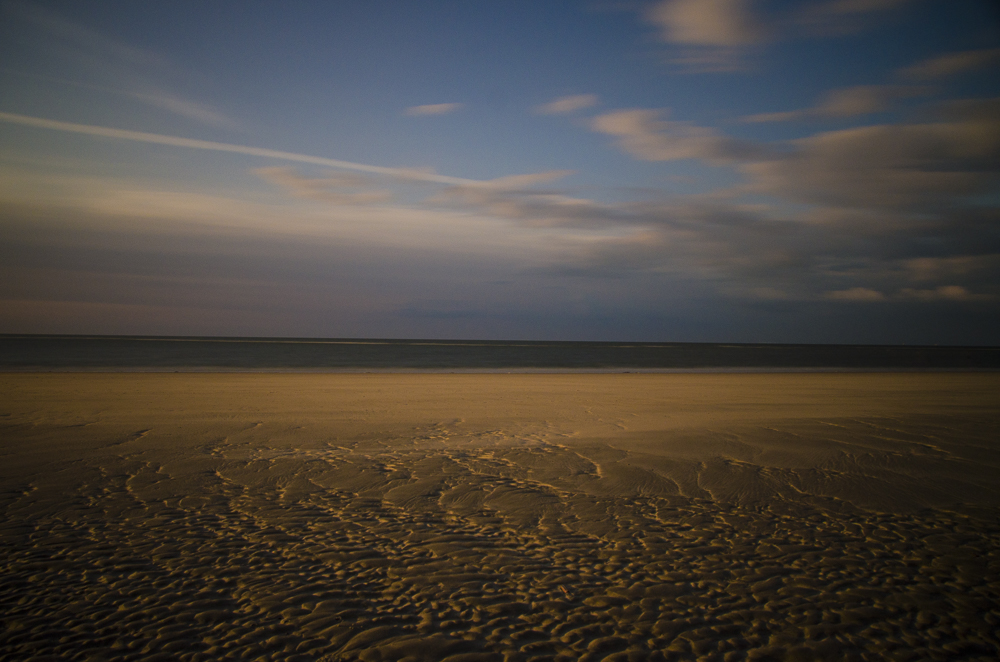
xmin=1 ymin=373 xmax=998 ymax=661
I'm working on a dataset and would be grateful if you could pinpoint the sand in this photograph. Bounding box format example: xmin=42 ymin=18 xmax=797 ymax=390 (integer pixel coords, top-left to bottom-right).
xmin=1 ymin=372 xmax=999 ymax=661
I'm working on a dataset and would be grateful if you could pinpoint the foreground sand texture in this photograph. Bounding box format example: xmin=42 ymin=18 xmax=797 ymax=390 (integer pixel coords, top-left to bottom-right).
xmin=2 ymin=373 xmax=999 ymax=661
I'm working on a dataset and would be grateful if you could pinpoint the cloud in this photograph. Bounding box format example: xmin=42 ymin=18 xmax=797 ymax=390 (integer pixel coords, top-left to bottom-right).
xmin=254 ymin=167 xmax=392 ymax=205
xmin=536 ymin=94 xmax=599 ymax=115
xmin=739 ymin=100 xmax=1000 ymax=211
xmin=553 ymin=230 xmax=672 ymax=277
xmin=645 ymin=0 xmax=765 ymax=47
xmin=535 ymin=96 xmax=1000 ymax=310
xmin=404 ymin=103 xmax=464 ymax=116
xmin=825 ymin=287 xmax=886 ymax=301
xmin=643 ymin=0 xmax=912 ymax=71
xmin=0 ymin=111 xmax=479 ymax=185
xmin=904 ymin=255 xmax=1000 ymax=282
xmin=463 ymin=171 xmax=576 ymax=190
xmin=793 ymin=0 xmax=913 ymax=35
xmin=899 ymin=285 xmax=992 ymax=301
xmin=643 ymin=0 xmax=766 ymax=71
xmin=7 ymin=3 xmax=239 ymax=129
xmin=900 ymin=48 xmax=1000 ymax=80
xmin=741 ymin=85 xmax=929 ymax=123
xmin=428 ymin=170 xmax=632 ymax=227
xmin=130 ymin=90 xmax=237 ymax=129
xmin=9 ymin=2 xmax=168 ymax=70
xmin=590 ymin=109 xmax=765 ymax=163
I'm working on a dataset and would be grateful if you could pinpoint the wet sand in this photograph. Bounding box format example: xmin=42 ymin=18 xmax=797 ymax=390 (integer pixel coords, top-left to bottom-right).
xmin=1 ymin=372 xmax=999 ymax=661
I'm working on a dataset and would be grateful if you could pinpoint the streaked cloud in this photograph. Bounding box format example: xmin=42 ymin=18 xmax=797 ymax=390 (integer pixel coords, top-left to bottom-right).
xmin=254 ymin=167 xmax=392 ymax=205
xmin=825 ymin=287 xmax=886 ymax=301
xmin=645 ymin=0 xmax=765 ymax=47
xmin=459 ymin=171 xmax=576 ymax=190
xmin=129 ymin=90 xmax=238 ymax=129
xmin=904 ymin=255 xmax=1000 ymax=282
xmin=2 ymin=2 xmax=997 ymax=342
xmin=644 ymin=0 xmax=765 ymax=71
xmin=794 ymin=0 xmax=913 ymax=35
xmin=644 ymin=0 xmax=915 ymax=71
xmin=5 ymin=2 xmax=238 ymax=129
xmin=0 ymin=112 xmax=477 ymax=186
xmin=741 ymin=85 xmax=928 ymax=123
xmin=535 ymin=94 xmax=599 ymax=115
xmin=900 ymin=286 xmax=992 ymax=302
xmin=404 ymin=103 xmax=464 ymax=116
xmin=427 ymin=171 xmax=623 ymax=226
xmin=590 ymin=109 xmax=764 ymax=163
xmin=740 ymin=99 xmax=1000 ymax=211
xmin=900 ymin=48 xmax=1000 ymax=80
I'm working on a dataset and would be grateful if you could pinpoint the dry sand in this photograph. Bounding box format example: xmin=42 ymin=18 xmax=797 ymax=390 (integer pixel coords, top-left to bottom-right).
xmin=1 ymin=372 xmax=999 ymax=661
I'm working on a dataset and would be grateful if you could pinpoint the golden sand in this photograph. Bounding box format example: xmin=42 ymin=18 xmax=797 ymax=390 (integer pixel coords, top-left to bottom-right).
xmin=1 ymin=373 xmax=999 ymax=661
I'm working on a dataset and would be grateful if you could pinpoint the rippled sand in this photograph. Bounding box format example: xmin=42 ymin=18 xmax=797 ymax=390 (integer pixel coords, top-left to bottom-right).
xmin=2 ymin=373 xmax=999 ymax=661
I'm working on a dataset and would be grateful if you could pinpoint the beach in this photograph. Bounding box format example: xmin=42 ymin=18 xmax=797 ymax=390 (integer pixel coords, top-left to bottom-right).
xmin=2 ymin=372 xmax=999 ymax=661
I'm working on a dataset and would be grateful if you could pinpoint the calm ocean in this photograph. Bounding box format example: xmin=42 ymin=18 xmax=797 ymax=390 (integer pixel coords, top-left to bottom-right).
xmin=1 ymin=335 xmax=997 ymax=371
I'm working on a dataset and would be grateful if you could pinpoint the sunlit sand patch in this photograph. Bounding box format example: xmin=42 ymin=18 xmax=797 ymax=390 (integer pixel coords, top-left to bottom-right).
xmin=1 ymin=373 xmax=999 ymax=661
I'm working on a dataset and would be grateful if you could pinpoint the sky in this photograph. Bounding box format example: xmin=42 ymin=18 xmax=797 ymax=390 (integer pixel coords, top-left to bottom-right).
xmin=1 ymin=0 xmax=998 ymax=344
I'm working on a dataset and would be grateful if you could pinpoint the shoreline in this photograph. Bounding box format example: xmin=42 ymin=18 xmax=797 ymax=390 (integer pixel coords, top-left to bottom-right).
xmin=4 ymin=366 xmax=1000 ymax=373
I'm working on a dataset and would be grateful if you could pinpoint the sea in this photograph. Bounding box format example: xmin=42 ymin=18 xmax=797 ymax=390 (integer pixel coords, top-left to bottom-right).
xmin=1 ymin=335 xmax=998 ymax=371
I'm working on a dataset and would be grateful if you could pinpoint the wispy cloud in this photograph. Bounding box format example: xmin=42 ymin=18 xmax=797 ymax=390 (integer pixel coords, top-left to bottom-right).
xmin=646 ymin=0 xmax=765 ymax=47
xmin=644 ymin=0 xmax=915 ymax=71
xmin=5 ymin=2 xmax=239 ymax=129
xmin=426 ymin=171 xmax=625 ymax=226
xmin=793 ymin=0 xmax=913 ymax=35
xmin=525 ymin=96 xmax=1000 ymax=307
xmin=129 ymin=90 xmax=237 ymax=129
xmin=741 ymin=84 xmax=929 ymax=123
xmin=899 ymin=48 xmax=1000 ymax=80
xmin=644 ymin=0 xmax=766 ymax=71
xmin=254 ymin=167 xmax=393 ymax=205
xmin=899 ymin=286 xmax=993 ymax=301
xmin=536 ymin=94 xmax=600 ymax=115
xmin=825 ymin=287 xmax=886 ymax=301
xmin=590 ymin=109 xmax=764 ymax=163
xmin=404 ymin=103 xmax=464 ymax=116
xmin=740 ymin=99 xmax=1000 ymax=212
xmin=0 ymin=111 xmax=477 ymax=185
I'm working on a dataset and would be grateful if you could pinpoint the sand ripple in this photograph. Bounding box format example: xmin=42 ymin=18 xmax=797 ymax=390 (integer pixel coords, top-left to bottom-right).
xmin=2 ymin=373 xmax=999 ymax=661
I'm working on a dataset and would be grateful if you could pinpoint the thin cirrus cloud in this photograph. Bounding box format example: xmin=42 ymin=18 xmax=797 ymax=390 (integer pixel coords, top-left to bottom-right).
xmin=792 ymin=0 xmax=914 ymax=35
xmin=129 ymin=90 xmax=239 ymax=129
xmin=899 ymin=286 xmax=993 ymax=302
xmin=825 ymin=287 xmax=887 ymax=302
xmin=590 ymin=109 xmax=764 ymax=164
xmin=741 ymin=85 xmax=929 ymax=123
xmin=899 ymin=48 xmax=1000 ymax=80
xmin=0 ymin=110 xmax=604 ymax=228
xmin=0 ymin=111 xmax=478 ymax=186
xmin=740 ymin=45 xmax=998 ymax=125
xmin=404 ymin=103 xmax=464 ymax=116
xmin=535 ymin=94 xmax=599 ymax=115
xmin=254 ymin=167 xmax=393 ymax=205
xmin=644 ymin=0 xmax=914 ymax=71
xmin=7 ymin=3 xmax=239 ymax=129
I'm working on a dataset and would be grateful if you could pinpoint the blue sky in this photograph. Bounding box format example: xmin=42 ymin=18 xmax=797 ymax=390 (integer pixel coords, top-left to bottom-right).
xmin=1 ymin=0 xmax=998 ymax=343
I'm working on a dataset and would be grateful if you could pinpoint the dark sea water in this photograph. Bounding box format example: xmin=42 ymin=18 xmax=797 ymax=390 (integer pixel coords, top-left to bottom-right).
xmin=1 ymin=334 xmax=997 ymax=371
